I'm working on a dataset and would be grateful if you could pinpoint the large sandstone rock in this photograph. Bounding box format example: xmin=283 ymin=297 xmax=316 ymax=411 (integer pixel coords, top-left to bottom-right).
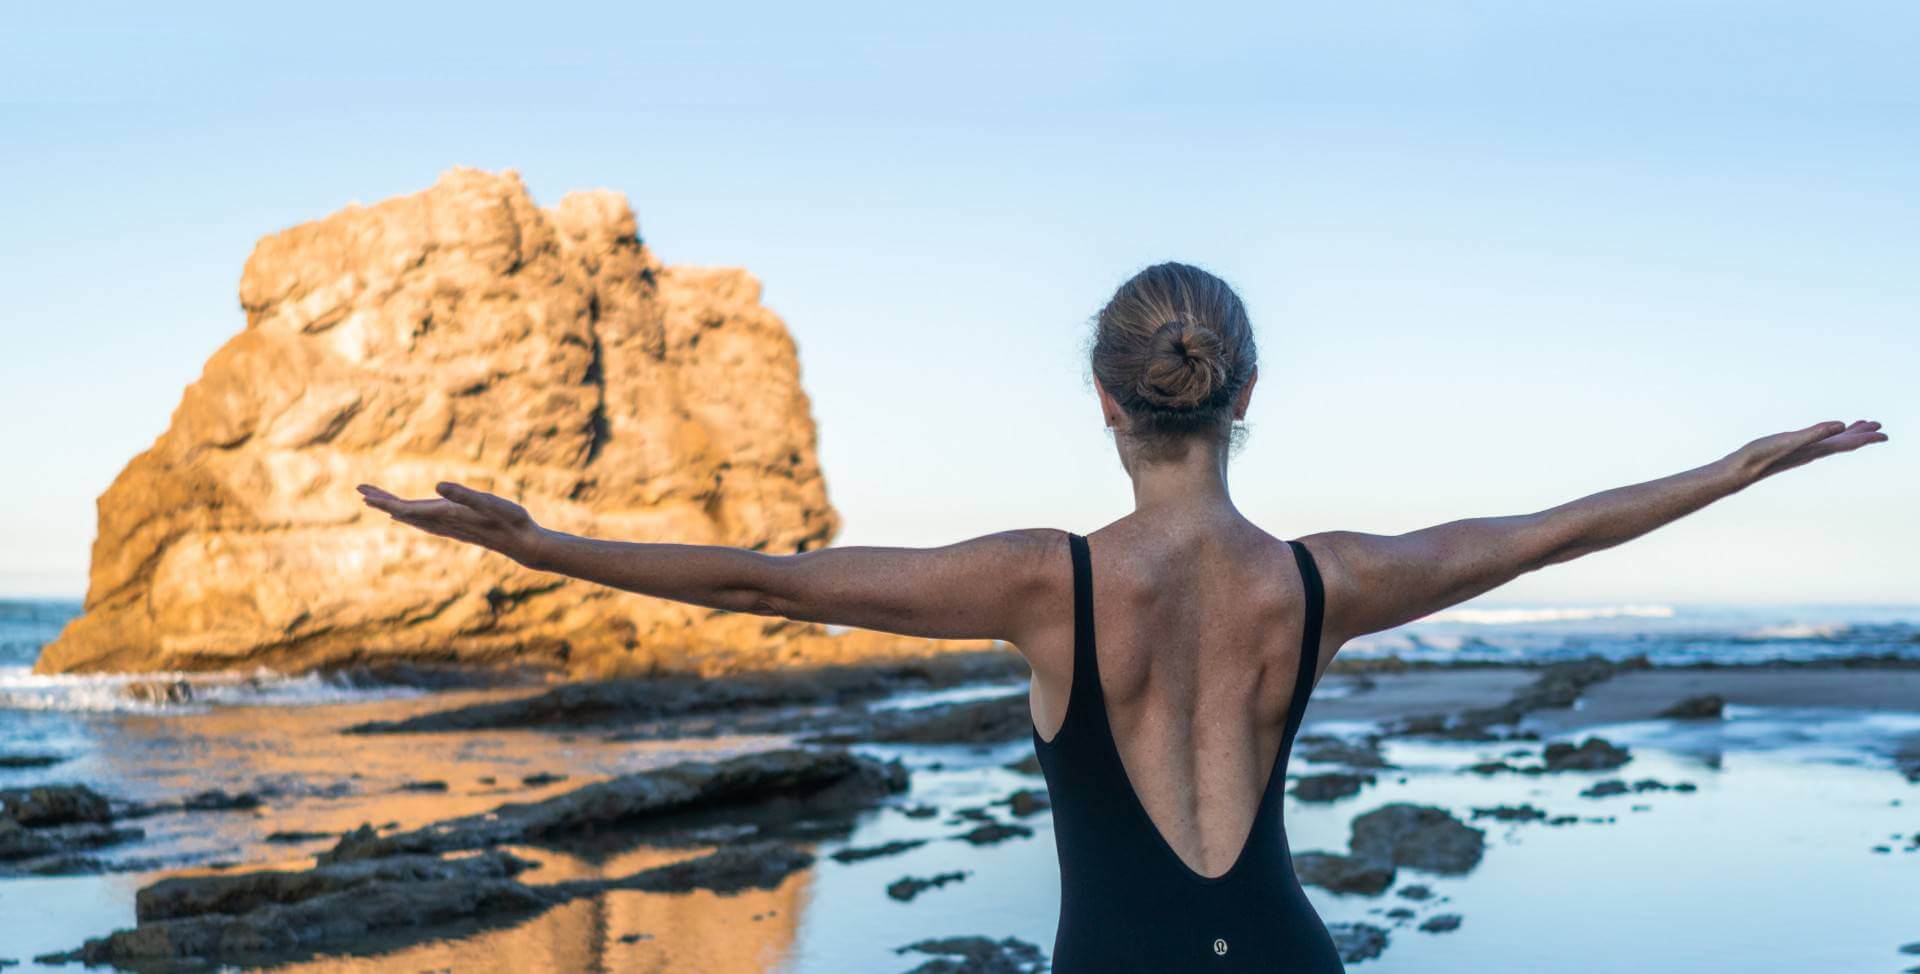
xmin=38 ymin=168 xmax=986 ymax=676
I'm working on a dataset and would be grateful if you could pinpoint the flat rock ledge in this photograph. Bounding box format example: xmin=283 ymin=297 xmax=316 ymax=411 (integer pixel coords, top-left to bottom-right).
xmin=322 ymin=747 xmax=906 ymax=862
xmin=40 ymin=842 xmax=812 ymax=968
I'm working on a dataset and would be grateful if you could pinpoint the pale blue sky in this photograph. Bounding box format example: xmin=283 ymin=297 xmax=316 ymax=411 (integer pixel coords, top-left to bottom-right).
xmin=2 ymin=2 xmax=1913 ymax=603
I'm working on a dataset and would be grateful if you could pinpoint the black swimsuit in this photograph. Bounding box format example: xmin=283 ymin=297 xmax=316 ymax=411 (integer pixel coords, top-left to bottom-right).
xmin=1031 ymin=532 xmax=1346 ymax=973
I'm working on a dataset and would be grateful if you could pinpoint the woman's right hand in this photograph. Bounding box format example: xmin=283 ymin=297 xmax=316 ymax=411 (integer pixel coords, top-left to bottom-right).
xmin=1724 ymin=420 xmax=1888 ymax=485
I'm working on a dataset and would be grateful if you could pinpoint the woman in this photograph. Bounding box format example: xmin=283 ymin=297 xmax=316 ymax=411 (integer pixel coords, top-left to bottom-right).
xmin=358 ymin=262 xmax=1886 ymax=972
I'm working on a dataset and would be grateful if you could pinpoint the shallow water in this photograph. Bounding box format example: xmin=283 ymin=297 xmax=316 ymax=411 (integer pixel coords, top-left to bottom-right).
xmin=3 ymin=697 xmax=1916 ymax=972
xmin=3 ymin=599 xmax=1919 ymax=971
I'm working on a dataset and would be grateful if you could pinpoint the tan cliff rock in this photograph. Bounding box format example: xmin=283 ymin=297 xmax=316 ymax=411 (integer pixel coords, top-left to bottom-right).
xmin=36 ymin=167 xmax=993 ymax=677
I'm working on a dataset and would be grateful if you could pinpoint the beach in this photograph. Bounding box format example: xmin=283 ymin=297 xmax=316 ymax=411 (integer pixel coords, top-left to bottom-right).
xmin=2 ymin=601 xmax=1917 ymax=972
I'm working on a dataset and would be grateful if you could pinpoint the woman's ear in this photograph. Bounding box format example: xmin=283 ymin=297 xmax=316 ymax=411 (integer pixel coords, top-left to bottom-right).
xmin=1232 ymin=365 xmax=1258 ymax=420
xmin=1094 ymin=377 xmax=1125 ymax=429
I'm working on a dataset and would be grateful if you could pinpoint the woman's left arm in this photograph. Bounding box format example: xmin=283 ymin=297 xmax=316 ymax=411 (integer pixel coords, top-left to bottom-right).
xmin=357 ymin=482 xmax=1063 ymax=642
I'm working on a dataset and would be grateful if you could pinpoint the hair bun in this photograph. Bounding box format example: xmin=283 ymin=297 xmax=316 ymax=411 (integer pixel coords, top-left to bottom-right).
xmin=1137 ymin=319 xmax=1229 ymax=411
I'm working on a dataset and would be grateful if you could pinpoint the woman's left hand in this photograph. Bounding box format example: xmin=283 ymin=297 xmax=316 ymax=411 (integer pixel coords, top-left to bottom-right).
xmin=357 ymin=482 xmax=552 ymax=568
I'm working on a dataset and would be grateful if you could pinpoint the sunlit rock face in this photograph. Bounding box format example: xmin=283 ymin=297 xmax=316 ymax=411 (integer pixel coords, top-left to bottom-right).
xmin=38 ymin=168 xmax=975 ymax=676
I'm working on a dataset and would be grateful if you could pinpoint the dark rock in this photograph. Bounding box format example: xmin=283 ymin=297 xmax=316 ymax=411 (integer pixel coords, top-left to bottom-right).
xmin=1385 ymin=657 xmax=1630 ymax=740
xmin=1420 ymin=913 xmax=1463 ymax=933
xmin=805 ymin=692 xmax=1031 ymax=745
xmin=1327 ymin=922 xmax=1390 ymax=963
xmin=899 ymin=804 xmax=940 ymax=819
xmin=0 ymin=754 xmax=65 ymax=769
xmin=1395 ymin=884 xmax=1433 ymax=900
xmin=618 ymin=932 xmax=652 ymax=943
xmin=893 ymin=935 xmax=1048 ymax=974
xmin=1541 ymin=737 xmax=1631 ymax=772
xmin=1470 ymin=804 xmax=1548 ymax=822
xmin=1291 ymin=772 xmax=1375 ymax=803
xmin=1463 ymin=761 xmax=1519 ymax=776
xmin=1657 ymin=694 xmax=1725 ymax=719
xmin=264 ymin=830 xmax=335 ymax=844
xmin=887 ymin=870 xmax=969 ymax=901
xmin=1349 ymin=803 xmax=1485 ymax=875
xmin=136 ymin=850 xmax=536 ymax=922
xmin=1580 ymin=780 xmax=1631 ymax=798
xmin=49 ymin=842 xmax=810 ymax=966
xmin=1294 ymin=851 xmax=1395 ymax=895
xmin=830 ymin=838 xmax=929 ymax=863
xmin=1295 ymin=734 xmax=1393 ymax=769
xmin=181 ymin=789 xmax=263 ymax=811
xmin=1004 ymin=754 xmax=1042 ymax=776
xmin=343 ymin=654 xmax=1025 ymax=735
xmin=397 ymin=780 xmax=449 ymax=793
xmin=561 ymin=841 xmax=813 ymax=895
xmin=0 ymin=821 xmax=144 ymax=865
xmin=1002 ymin=789 xmax=1049 ymax=817
xmin=522 ymin=773 xmax=568 ymax=787
xmin=320 ymin=748 xmax=906 ymax=863
xmin=0 ymin=785 xmax=112 ymax=827
xmin=955 ymin=823 xmax=1032 ymax=846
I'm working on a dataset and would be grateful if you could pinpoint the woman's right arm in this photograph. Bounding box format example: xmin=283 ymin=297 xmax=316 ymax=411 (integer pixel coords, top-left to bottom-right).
xmin=1301 ymin=419 xmax=1888 ymax=647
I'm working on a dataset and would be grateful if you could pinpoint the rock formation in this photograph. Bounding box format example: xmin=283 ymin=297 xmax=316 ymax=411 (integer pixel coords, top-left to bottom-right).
xmin=37 ymin=168 xmax=987 ymax=676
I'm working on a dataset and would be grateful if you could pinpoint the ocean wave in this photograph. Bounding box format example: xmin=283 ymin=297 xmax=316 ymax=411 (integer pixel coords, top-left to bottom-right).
xmin=1424 ymin=605 xmax=1676 ymax=625
xmin=0 ymin=666 xmax=427 ymax=714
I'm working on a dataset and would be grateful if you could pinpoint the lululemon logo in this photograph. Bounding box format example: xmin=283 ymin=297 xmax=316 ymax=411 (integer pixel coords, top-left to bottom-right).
xmin=1213 ymin=938 xmax=1229 ymax=956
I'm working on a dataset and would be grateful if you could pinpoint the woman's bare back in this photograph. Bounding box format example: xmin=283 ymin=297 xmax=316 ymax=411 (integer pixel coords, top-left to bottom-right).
xmin=1027 ymin=516 xmax=1325 ymax=879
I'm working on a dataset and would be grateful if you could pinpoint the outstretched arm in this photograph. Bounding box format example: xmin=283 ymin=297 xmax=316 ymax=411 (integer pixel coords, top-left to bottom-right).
xmin=1302 ymin=419 xmax=1889 ymax=646
xmin=356 ymin=483 xmax=1064 ymax=644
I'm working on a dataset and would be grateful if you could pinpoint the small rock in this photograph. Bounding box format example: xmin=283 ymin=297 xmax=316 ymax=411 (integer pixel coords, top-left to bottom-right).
xmin=1002 ymin=790 xmax=1050 ymax=817
xmin=1004 ymin=755 xmax=1043 ymax=776
xmin=830 ymin=839 xmax=929 ymax=864
xmin=956 ymin=823 xmax=1032 ymax=846
xmin=1349 ymin=803 xmax=1486 ymax=874
xmin=894 ymin=935 xmax=1047 ymax=974
xmin=1470 ymin=804 xmax=1547 ymax=822
xmin=1295 ymin=852 xmax=1395 ymax=895
xmin=1291 ymin=772 xmax=1375 ymax=803
xmin=180 ymin=790 xmax=262 ymax=812
xmin=0 ymin=755 xmax=65 ymax=769
xmin=1656 ymin=694 xmax=1725 ymax=719
xmin=1420 ymin=913 xmax=1463 ymax=933
xmin=887 ymin=871 xmax=969 ymax=901
xmin=264 ymin=830 xmax=334 ymax=844
xmin=1463 ymin=761 xmax=1519 ymax=776
xmin=1327 ymin=922 xmax=1390 ymax=963
xmin=521 ymin=773 xmax=568 ymax=787
xmin=1295 ymin=734 xmax=1393 ymax=769
xmin=1541 ymin=737 xmax=1631 ymax=772
xmin=0 ymin=785 xmax=112 ymax=827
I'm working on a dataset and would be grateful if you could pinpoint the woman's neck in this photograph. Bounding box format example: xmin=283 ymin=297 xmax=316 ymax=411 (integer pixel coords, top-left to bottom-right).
xmin=1124 ymin=439 xmax=1241 ymax=523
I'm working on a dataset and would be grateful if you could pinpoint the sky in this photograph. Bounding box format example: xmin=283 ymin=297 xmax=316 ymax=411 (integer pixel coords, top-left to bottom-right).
xmin=1 ymin=2 xmax=1914 ymax=605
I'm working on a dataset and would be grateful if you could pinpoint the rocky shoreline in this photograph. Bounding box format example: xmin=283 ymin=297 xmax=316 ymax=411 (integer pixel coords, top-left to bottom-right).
xmin=8 ymin=651 xmax=1920 ymax=971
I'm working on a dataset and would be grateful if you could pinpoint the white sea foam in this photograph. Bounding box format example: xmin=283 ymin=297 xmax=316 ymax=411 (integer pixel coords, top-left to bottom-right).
xmin=0 ymin=666 xmax=425 ymax=714
xmin=1425 ymin=605 xmax=1675 ymax=625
